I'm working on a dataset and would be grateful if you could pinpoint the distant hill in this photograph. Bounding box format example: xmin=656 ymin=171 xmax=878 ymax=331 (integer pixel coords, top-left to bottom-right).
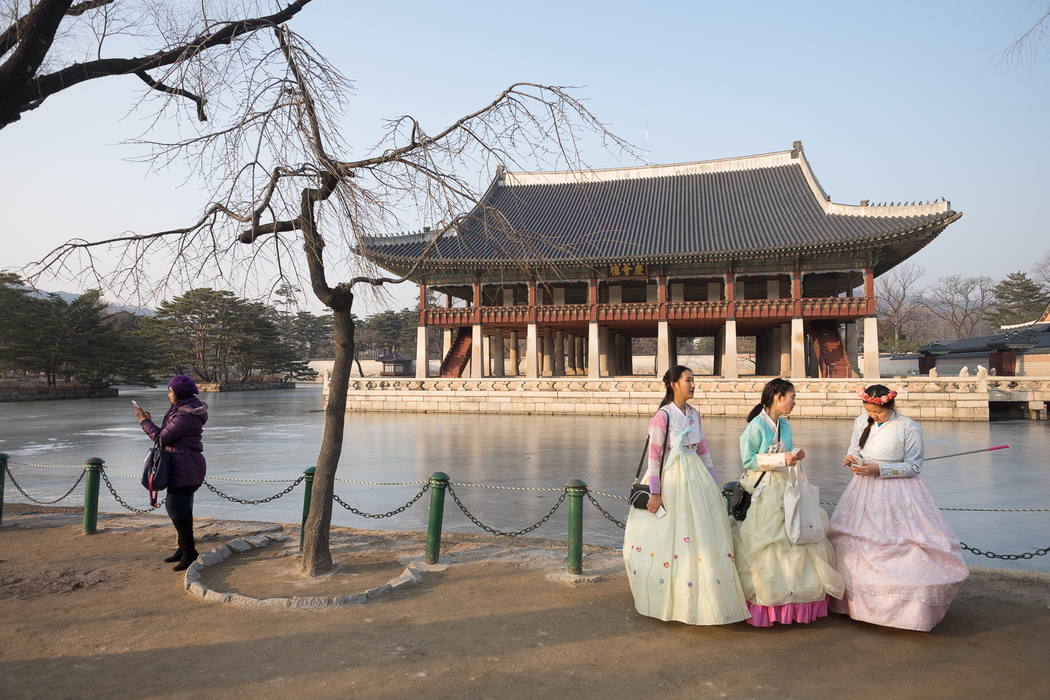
xmin=23 ymin=288 xmax=154 ymax=316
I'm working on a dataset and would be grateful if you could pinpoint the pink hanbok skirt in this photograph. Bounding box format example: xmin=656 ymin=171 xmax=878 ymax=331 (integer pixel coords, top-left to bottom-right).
xmin=828 ymin=474 xmax=968 ymax=632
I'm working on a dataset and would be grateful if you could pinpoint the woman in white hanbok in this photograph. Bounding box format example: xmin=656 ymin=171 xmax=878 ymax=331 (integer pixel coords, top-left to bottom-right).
xmin=829 ymin=385 xmax=969 ymax=632
xmin=623 ymin=366 xmax=750 ymax=626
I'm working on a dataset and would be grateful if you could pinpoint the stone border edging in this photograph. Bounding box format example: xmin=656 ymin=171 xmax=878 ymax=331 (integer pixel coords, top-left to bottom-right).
xmin=182 ymin=533 xmax=429 ymax=609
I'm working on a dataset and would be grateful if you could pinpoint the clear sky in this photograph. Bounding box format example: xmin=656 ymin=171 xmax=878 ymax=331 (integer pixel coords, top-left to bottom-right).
xmin=2 ymin=0 xmax=1048 ymax=316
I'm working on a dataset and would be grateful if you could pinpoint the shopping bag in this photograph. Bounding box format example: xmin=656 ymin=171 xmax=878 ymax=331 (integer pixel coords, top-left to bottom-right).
xmin=784 ymin=464 xmax=824 ymax=545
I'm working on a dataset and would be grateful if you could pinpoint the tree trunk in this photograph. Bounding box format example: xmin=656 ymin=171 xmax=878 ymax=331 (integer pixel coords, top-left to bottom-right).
xmin=299 ymin=299 xmax=354 ymax=576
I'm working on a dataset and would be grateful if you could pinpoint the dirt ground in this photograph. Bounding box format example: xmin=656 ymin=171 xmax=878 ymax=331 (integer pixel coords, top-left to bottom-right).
xmin=2 ymin=504 xmax=1049 ymax=700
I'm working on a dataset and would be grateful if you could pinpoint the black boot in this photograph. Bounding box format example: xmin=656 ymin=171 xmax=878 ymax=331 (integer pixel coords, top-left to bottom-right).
xmin=164 ymin=518 xmax=183 ymax=562
xmin=171 ymin=515 xmax=198 ymax=572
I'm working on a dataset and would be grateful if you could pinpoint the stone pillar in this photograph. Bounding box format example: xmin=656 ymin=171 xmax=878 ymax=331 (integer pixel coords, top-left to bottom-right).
xmin=670 ymin=329 xmax=679 ymax=368
xmin=588 ymin=322 xmax=600 ymax=378
xmin=657 ymin=320 xmax=671 ymax=378
xmin=542 ymin=326 xmax=554 ymax=377
xmin=442 ymin=328 xmax=452 ymax=362
xmin=723 ymin=319 xmax=738 ymax=379
xmin=555 ymin=330 xmax=565 ymax=376
xmin=845 ymin=321 xmax=859 ymax=376
xmin=509 ymin=330 xmax=520 ymax=376
xmin=493 ymin=329 xmax=505 ymax=377
xmin=779 ymin=323 xmax=792 ymax=377
xmin=471 ymin=324 xmax=483 ymax=378
xmin=625 ymin=336 xmax=634 ymax=376
xmin=525 ymin=323 xmax=539 ymax=378
xmin=415 ymin=325 xmax=429 ymax=378
xmin=610 ymin=333 xmax=621 ymax=376
xmin=598 ymin=326 xmax=610 ymax=376
xmin=790 ymin=317 xmax=806 ymax=379
xmin=863 ymin=316 xmax=881 ymax=379
xmin=567 ymin=333 xmax=577 ymax=375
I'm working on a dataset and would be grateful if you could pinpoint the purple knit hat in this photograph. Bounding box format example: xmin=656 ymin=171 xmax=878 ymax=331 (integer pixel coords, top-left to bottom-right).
xmin=168 ymin=374 xmax=199 ymax=396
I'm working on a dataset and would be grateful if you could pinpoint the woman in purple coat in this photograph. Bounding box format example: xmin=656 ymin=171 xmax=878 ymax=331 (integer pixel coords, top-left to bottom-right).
xmin=134 ymin=375 xmax=209 ymax=571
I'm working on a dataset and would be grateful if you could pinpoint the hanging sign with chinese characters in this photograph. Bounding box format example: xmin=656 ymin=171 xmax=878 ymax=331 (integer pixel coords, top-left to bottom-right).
xmin=604 ymin=263 xmax=648 ymax=279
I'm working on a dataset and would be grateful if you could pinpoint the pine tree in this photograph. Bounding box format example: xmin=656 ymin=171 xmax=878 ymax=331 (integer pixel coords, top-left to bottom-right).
xmin=989 ymin=272 xmax=1050 ymax=329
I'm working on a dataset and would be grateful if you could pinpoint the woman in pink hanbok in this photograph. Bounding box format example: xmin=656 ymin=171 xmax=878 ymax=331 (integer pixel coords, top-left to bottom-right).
xmin=623 ymin=366 xmax=750 ymax=626
xmin=828 ymin=384 xmax=969 ymax=632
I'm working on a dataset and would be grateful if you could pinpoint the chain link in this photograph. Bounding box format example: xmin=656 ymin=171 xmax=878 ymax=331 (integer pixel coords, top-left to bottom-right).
xmin=960 ymin=543 xmax=1050 ymax=560
xmin=450 ymin=482 xmax=564 ymax=492
xmin=332 ymin=484 xmax=430 ymax=518
xmin=7 ymin=460 xmax=83 ymax=469
xmin=819 ymin=500 xmax=1050 ymax=513
xmin=336 ymin=478 xmax=429 ymax=486
xmin=587 ymin=492 xmax=626 ymax=529
xmin=99 ymin=468 xmax=166 ymax=514
xmin=446 ymin=483 xmax=566 ymax=537
xmin=4 ymin=464 xmax=86 ymax=505
xmin=590 ymin=489 xmax=629 ymax=500
xmin=201 ymin=476 xmax=305 ymax=505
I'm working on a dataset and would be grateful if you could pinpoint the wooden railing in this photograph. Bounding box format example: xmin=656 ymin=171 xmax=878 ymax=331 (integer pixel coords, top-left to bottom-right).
xmin=422 ymin=297 xmax=874 ymax=326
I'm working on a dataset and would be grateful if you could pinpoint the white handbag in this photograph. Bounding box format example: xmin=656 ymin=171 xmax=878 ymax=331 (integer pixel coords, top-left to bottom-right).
xmin=784 ymin=463 xmax=825 ymax=545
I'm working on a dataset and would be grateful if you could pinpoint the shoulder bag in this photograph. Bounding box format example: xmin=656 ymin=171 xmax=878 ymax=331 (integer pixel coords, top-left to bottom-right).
xmin=721 ymin=415 xmax=780 ymax=521
xmin=629 ymin=408 xmax=670 ymax=510
xmin=141 ymin=437 xmax=171 ymax=507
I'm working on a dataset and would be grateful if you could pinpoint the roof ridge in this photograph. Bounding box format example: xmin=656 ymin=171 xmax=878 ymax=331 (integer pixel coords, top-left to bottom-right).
xmin=503 ymin=148 xmax=796 ymax=186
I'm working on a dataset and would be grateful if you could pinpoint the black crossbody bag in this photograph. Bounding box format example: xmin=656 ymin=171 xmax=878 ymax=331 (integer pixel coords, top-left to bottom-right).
xmin=629 ymin=408 xmax=670 ymax=510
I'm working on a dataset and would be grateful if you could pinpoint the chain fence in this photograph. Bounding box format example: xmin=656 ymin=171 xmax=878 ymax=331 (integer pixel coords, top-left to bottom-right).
xmin=446 ymin=483 xmax=566 ymax=537
xmin=3 ymin=458 xmax=1049 ymax=559
xmin=333 ymin=484 xmax=430 ymax=519
xmin=99 ymin=468 xmax=166 ymax=514
xmin=4 ymin=464 xmax=86 ymax=505
xmin=202 ymin=476 xmax=306 ymax=505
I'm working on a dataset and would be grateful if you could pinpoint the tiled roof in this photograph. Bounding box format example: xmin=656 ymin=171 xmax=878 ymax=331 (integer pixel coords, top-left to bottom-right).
xmin=360 ymin=144 xmax=960 ymax=267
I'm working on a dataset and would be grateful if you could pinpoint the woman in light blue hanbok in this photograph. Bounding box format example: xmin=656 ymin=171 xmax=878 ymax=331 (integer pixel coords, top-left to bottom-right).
xmin=732 ymin=378 xmax=844 ymax=626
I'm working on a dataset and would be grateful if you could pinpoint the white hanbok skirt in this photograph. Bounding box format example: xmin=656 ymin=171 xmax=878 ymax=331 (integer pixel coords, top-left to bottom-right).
xmin=623 ymin=448 xmax=750 ymax=625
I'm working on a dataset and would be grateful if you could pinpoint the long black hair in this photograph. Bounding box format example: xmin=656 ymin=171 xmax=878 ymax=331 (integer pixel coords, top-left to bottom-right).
xmin=659 ymin=365 xmax=692 ymax=408
xmin=746 ymin=378 xmax=795 ymax=423
xmin=858 ymin=384 xmax=895 ymax=448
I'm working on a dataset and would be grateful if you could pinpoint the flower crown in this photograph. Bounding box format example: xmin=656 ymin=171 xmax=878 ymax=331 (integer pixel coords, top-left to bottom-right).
xmin=857 ymin=388 xmax=897 ymax=405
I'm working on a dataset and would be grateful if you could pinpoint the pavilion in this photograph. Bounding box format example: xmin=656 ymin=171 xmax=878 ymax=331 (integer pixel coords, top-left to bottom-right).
xmin=360 ymin=142 xmax=962 ymax=381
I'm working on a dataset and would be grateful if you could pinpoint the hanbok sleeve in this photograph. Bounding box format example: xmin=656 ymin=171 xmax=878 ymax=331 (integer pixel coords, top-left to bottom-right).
xmin=646 ymin=409 xmax=669 ymax=493
xmin=846 ymin=414 xmax=865 ymax=463
xmin=744 ymin=418 xmax=788 ymax=471
xmin=694 ymin=409 xmax=718 ymax=481
xmin=878 ymin=417 xmax=924 ymax=478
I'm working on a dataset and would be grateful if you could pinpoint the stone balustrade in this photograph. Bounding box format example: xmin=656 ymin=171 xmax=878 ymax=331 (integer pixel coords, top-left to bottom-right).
xmin=322 ymin=375 xmax=1050 ymax=421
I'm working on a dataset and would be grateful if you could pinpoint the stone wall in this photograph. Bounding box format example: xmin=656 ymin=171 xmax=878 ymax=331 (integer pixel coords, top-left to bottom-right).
xmin=0 ymin=387 xmax=119 ymax=402
xmin=196 ymin=382 xmax=297 ymax=392
xmin=327 ymin=376 xmax=1004 ymax=421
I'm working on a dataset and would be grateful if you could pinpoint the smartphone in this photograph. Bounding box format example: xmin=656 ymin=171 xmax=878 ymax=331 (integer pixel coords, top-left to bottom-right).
xmin=655 ymin=505 xmax=667 ymax=519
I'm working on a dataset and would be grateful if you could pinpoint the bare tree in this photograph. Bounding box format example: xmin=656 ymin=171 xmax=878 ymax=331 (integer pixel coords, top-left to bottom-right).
xmin=875 ymin=262 xmax=925 ymax=351
xmin=15 ymin=3 xmax=633 ymax=575
xmin=998 ymin=6 xmax=1050 ymax=69
xmin=918 ymin=274 xmax=996 ymax=339
xmin=1032 ymin=250 xmax=1050 ymax=292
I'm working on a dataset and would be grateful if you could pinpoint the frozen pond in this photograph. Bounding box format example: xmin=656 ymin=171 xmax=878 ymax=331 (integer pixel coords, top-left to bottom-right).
xmin=2 ymin=384 xmax=1048 ymax=573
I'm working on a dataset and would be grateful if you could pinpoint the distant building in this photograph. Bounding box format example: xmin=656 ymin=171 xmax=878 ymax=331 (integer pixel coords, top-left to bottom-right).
xmin=361 ymin=142 xmax=961 ymax=380
xmin=376 ymin=352 xmax=414 ymax=377
xmin=919 ymin=302 xmax=1050 ymax=376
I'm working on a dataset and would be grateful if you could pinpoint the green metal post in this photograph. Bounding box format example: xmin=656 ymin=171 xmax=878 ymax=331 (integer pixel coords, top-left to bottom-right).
xmin=425 ymin=472 xmax=449 ymax=564
xmin=83 ymin=458 xmax=103 ymax=534
xmin=565 ymin=479 xmax=588 ymax=575
xmin=0 ymin=453 xmax=8 ymax=527
xmin=300 ymin=466 xmax=316 ymax=549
